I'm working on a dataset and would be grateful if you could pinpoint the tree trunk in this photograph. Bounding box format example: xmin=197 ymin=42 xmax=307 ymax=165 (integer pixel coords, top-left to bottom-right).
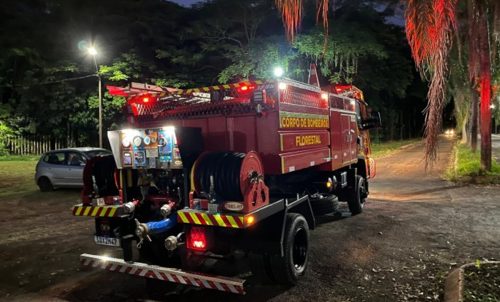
xmin=479 ymin=73 xmax=492 ymax=171
xmin=470 ymin=88 xmax=478 ymax=151
xmin=461 ymin=119 xmax=468 ymax=144
xmin=477 ymin=1 xmax=492 ymax=171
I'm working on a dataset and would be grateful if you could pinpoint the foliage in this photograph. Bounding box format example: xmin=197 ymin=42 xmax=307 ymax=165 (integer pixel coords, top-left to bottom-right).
xmin=294 ymin=28 xmax=388 ymax=84
xmin=405 ymin=0 xmax=458 ymax=165
xmin=218 ymin=36 xmax=297 ymax=83
xmin=0 ymin=121 xmax=14 ymax=156
xmin=0 ymin=0 xmax=424 ymax=149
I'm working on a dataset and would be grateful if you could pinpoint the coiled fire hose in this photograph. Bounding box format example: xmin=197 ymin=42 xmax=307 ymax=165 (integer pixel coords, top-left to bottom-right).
xmin=193 ymin=152 xmax=246 ymax=201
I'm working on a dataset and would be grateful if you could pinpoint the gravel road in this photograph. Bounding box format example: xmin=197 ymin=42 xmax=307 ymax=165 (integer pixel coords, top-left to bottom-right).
xmin=1 ymin=136 xmax=498 ymax=301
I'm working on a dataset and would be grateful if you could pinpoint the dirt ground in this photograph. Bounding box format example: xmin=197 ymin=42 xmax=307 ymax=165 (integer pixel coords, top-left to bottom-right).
xmin=0 ymin=136 xmax=499 ymax=302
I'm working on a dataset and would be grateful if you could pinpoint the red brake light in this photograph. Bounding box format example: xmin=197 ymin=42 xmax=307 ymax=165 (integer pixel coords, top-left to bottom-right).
xmin=236 ymin=84 xmax=255 ymax=95
xmin=187 ymin=227 xmax=207 ymax=251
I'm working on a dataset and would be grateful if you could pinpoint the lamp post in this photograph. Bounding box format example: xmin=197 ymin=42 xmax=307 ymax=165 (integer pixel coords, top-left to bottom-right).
xmin=88 ymin=46 xmax=103 ymax=148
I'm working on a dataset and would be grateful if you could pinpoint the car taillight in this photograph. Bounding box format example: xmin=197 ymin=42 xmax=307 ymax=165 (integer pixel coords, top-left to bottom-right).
xmin=187 ymin=226 xmax=207 ymax=252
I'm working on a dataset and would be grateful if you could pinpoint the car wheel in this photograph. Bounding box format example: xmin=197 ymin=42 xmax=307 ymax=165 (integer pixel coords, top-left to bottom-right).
xmin=38 ymin=177 xmax=53 ymax=192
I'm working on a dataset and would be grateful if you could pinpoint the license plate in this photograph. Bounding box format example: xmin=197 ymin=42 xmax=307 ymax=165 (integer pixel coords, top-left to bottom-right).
xmin=94 ymin=235 xmax=120 ymax=247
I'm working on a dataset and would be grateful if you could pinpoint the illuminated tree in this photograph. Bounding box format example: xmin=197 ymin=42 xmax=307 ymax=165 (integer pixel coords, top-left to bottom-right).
xmin=275 ymin=0 xmax=499 ymax=171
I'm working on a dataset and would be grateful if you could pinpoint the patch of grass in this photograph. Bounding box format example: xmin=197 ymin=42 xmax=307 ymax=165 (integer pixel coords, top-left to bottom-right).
xmin=463 ymin=263 xmax=500 ymax=302
xmin=446 ymin=143 xmax=500 ymax=184
xmin=0 ymin=155 xmax=40 ymax=161
xmin=0 ymin=160 xmax=38 ymax=198
xmin=370 ymin=139 xmax=420 ymax=158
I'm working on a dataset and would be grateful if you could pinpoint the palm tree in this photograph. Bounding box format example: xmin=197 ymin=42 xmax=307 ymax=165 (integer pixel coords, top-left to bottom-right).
xmin=275 ymin=0 xmax=499 ymax=171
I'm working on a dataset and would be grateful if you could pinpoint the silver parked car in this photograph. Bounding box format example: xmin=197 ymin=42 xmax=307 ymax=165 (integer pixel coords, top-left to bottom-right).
xmin=35 ymin=147 xmax=112 ymax=191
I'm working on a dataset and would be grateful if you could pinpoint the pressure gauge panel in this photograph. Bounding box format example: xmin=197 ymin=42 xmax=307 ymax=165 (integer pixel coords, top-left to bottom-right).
xmin=110 ymin=127 xmax=182 ymax=169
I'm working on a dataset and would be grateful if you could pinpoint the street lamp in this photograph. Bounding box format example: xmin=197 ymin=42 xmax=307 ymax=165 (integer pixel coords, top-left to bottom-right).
xmin=88 ymin=46 xmax=103 ymax=148
xmin=273 ymin=66 xmax=284 ymax=78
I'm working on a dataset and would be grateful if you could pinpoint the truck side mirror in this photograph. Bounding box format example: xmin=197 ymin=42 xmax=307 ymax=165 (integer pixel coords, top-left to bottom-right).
xmin=360 ymin=111 xmax=382 ymax=130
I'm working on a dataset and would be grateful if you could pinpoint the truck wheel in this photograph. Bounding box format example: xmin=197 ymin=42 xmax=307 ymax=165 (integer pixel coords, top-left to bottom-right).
xmin=310 ymin=194 xmax=338 ymax=216
xmin=347 ymin=175 xmax=365 ymax=215
xmin=249 ymin=252 xmax=274 ymax=283
xmin=270 ymin=213 xmax=309 ymax=285
xmin=38 ymin=177 xmax=53 ymax=192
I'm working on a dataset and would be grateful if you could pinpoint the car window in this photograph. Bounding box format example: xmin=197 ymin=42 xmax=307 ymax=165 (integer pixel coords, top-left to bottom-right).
xmin=43 ymin=152 xmax=66 ymax=165
xmin=66 ymin=152 xmax=86 ymax=166
xmin=84 ymin=150 xmax=112 ymax=158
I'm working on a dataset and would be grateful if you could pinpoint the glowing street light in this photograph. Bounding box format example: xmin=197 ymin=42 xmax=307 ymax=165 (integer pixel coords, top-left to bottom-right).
xmin=273 ymin=66 xmax=284 ymax=78
xmin=87 ymin=45 xmax=103 ymax=148
xmin=88 ymin=46 xmax=98 ymax=56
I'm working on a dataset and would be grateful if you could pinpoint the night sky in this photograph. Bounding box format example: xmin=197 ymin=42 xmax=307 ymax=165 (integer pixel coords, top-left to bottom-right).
xmin=170 ymin=0 xmax=203 ymax=6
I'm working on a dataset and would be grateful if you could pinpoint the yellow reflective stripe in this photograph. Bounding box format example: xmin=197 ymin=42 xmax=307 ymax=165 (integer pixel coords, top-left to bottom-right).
xmin=200 ymin=213 xmax=213 ymax=225
xmin=233 ymin=83 xmax=240 ymax=87
xmin=108 ymin=207 xmax=117 ymax=217
xmin=75 ymin=206 xmax=83 ymax=216
xmin=99 ymin=207 xmax=108 ymax=217
xmin=223 ymin=84 xmax=230 ymax=89
xmin=226 ymin=216 xmax=239 ymax=228
xmin=239 ymin=217 xmax=245 ymax=226
xmin=190 ymin=213 xmax=201 ymax=224
xmin=178 ymin=212 xmax=189 ymax=223
xmin=212 ymin=86 xmax=220 ymax=90
xmin=202 ymin=87 xmax=210 ymax=92
xmin=213 ymin=215 xmax=225 ymax=227
xmin=83 ymin=207 xmax=92 ymax=216
xmin=91 ymin=207 xmax=100 ymax=217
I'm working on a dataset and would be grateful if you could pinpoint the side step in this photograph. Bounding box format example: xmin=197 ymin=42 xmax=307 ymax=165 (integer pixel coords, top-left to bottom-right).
xmin=80 ymin=253 xmax=246 ymax=294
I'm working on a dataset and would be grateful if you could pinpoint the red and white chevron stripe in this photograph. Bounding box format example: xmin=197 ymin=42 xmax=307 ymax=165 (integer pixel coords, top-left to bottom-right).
xmin=80 ymin=253 xmax=245 ymax=294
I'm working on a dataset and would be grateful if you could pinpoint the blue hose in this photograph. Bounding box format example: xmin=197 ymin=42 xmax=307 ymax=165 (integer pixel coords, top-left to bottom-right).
xmin=145 ymin=213 xmax=177 ymax=234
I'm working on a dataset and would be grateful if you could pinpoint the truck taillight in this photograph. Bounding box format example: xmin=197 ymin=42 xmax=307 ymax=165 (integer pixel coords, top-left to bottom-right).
xmin=236 ymin=84 xmax=255 ymax=95
xmin=187 ymin=226 xmax=207 ymax=252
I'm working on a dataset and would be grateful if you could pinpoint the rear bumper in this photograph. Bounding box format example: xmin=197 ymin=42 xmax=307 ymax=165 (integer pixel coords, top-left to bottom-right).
xmin=80 ymin=253 xmax=246 ymax=294
xmin=72 ymin=204 xmax=127 ymax=218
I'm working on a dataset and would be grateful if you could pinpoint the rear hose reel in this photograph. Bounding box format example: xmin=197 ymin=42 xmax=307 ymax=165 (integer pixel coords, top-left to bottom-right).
xmin=191 ymin=151 xmax=269 ymax=213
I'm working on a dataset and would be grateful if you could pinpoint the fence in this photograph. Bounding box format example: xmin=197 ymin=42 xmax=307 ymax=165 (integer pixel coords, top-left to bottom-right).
xmin=2 ymin=136 xmax=65 ymax=155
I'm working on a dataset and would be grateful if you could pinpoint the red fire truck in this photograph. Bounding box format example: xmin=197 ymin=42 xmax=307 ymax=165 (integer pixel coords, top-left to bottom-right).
xmin=72 ymin=72 xmax=381 ymax=294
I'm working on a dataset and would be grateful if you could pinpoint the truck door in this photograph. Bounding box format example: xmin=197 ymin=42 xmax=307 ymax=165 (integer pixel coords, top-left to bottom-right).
xmin=340 ymin=114 xmax=352 ymax=164
xmin=349 ymin=114 xmax=359 ymax=162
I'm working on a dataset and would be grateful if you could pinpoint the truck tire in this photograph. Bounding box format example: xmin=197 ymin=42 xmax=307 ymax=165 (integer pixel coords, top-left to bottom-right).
xmin=249 ymin=252 xmax=274 ymax=284
xmin=310 ymin=194 xmax=338 ymax=216
xmin=38 ymin=177 xmax=53 ymax=192
xmin=270 ymin=213 xmax=309 ymax=285
xmin=347 ymin=175 xmax=366 ymax=215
